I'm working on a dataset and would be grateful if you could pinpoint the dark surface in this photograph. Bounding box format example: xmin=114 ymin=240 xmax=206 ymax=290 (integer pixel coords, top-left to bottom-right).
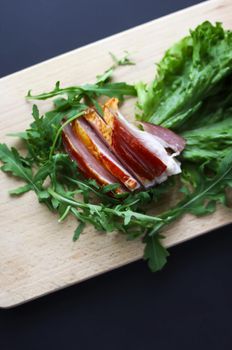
xmin=1 ymin=0 xmax=232 ymax=349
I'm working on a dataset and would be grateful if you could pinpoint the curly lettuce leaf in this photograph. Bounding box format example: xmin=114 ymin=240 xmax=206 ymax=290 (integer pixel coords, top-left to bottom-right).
xmin=137 ymin=21 xmax=232 ymax=130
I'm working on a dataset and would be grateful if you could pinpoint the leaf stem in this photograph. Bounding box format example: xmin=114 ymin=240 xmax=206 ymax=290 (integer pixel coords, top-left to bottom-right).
xmin=58 ymin=205 xmax=71 ymax=222
xmin=26 ymin=86 xmax=83 ymax=100
xmin=48 ymin=188 xmax=163 ymax=224
xmin=49 ymin=111 xmax=84 ymax=159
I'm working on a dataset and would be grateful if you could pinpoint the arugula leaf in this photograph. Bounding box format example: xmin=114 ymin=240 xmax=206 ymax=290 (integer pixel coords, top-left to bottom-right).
xmin=27 ymin=82 xmax=136 ymax=103
xmin=7 ymin=132 xmax=28 ymax=139
xmin=0 ymin=143 xmax=38 ymax=193
xmin=0 ymin=144 xmax=31 ymax=180
xmin=144 ymin=235 xmax=169 ymax=272
xmin=96 ymin=68 xmax=114 ymax=85
xmin=82 ymin=83 xmax=136 ymax=101
xmin=148 ymin=152 xmax=232 ymax=236
xmin=101 ymin=183 xmax=121 ymax=193
xmin=9 ymin=184 xmax=32 ymax=195
xmin=96 ymin=51 xmax=135 ymax=84
xmin=47 ymin=187 xmax=163 ymax=228
xmin=141 ymin=152 xmax=232 ymax=271
xmin=73 ymin=222 xmax=86 ymax=241
xmin=109 ymin=51 xmax=135 ymax=67
xmin=27 ymin=52 xmax=136 ymax=104
xmin=24 ymin=104 xmax=86 ymax=163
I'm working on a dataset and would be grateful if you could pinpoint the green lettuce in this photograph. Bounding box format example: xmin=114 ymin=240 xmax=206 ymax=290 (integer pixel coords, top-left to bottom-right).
xmin=136 ymin=21 xmax=232 ymax=131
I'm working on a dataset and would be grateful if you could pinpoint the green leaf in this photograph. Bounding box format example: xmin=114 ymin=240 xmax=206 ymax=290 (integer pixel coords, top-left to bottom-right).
xmin=144 ymin=235 xmax=169 ymax=272
xmin=88 ymin=96 xmax=103 ymax=116
xmin=0 ymin=143 xmax=35 ymax=184
xmin=38 ymin=190 xmax=50 ymax=201
xmin=9 ymin=184 xmax=32 ymax=195
xmin=27 ymin=82 xmax=136 ymax=103
xmin=101 ymin=183 xmax=120 ymax=193
xmin=82 ymin=82 xmax=137 ymax=101
xmin=124 ymin=210 xmax=133 ymax=225
xmin=137 ymin=22 xmax=232 ymax=130
xmin=0 ymin=143 xmax=46 ymax=196
xmin=96 ymin=51 xmax=135 ymax=84
xmin=109 ymin=51 xmax=135 ymax=66
xmin=7 ymin=132 xmax=28 ymax=139
xmin=58 ymin=205 xmax=71 ymax=222
xmin=32 ymin=104 xmax=40 ymax=121
xmin=53 ymin=97 xmax=72 ymax=112
xmin=51 ymin=197 xmax=60 ymax=209
xmin=96 ymin=68 xmax=114 ymax=84
xmin=73 ymin=222 xmax=86 ymax=241
xmin=33 ymin=162 xmax=52 ymax=183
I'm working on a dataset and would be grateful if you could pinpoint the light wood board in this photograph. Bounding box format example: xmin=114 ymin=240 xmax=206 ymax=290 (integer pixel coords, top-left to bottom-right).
xmin=1 ymin=0 xmax=232 ymax=308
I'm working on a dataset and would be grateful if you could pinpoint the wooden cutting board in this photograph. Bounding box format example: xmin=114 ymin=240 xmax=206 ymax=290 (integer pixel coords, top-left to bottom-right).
xmin=1 ymin=0 xmax=232 ymax=308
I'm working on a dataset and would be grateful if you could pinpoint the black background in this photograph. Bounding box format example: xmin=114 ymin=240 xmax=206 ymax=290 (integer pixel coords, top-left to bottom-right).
xmin=1 ymin=0 xmax=232 ymax=349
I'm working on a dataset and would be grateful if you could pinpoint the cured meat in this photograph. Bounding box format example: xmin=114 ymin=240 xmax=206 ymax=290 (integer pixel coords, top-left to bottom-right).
xmin=84 ymin=98 xmax=181 ymax=187
xmin=63 ymin=98 xmax=184 ymax=191
xmin=139 ymin=122 xmax=186 ymax=153
xmin=62 ymin=123 xmax=125 ymax=194
xmin=73 ymin=117 xmax=140 ymax=191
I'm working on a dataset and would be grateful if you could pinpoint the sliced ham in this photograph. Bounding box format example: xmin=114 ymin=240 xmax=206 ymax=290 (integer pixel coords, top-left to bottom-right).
xmin=63 ymin=98 xmax=184 ymax=192
xmin=140 ymin=122 xmax=186 ymax=154
xmin=73 ymin=117 xmax=140 ymax=191
xmin=84 ymin=99 xmax=181 ymax=188
xmin=62 ymin=123 xmax=125 ymax=194
xmin=112 ymin=114 xmax=167 ymax=177
xmin=112 ymin=111 xmax=182 ymax=186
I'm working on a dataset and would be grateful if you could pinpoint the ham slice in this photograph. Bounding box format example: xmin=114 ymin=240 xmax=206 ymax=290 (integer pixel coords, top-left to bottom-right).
xmin=73 ymin=117 xmax=140 ymax=191
xmin=63 ymin=98 xmax=184 ymax=192
xmin=84 ymin=99 xmax=181 ymax=188
xmin=62 ymin=123 xmax=125 ymax=194
xmin=139 ymin=122 xmax=186 ymax=154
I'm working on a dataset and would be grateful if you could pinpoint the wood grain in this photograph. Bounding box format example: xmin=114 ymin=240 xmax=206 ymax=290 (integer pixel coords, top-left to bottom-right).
xmin=1 ymin=0 xmax=232 ymax=308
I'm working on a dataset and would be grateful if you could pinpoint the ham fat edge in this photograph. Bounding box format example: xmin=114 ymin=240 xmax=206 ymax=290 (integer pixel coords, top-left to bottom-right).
xmin=62 ymin=98 xmax=184 ymax=192
xmin=84 ymin=98 xmax=183 ymax=188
